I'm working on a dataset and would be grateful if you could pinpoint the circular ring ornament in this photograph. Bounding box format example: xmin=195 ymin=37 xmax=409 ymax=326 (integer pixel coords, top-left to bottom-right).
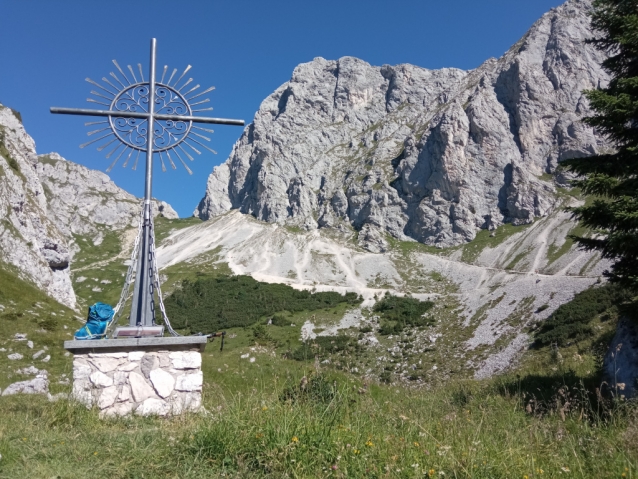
xmin=108 ymin=82 xmax=193 ymax=151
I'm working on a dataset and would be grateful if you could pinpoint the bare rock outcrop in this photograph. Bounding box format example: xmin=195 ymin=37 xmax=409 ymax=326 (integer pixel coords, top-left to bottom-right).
xmin=36 ymin=152 xmax=178 ymax=238
xmin=0 ymin=105 xmax=75 ymax=307
xmin=0 ymin=103 xmax=177 ymax=308
xmin=197 ymin=0 xmax=607 ymax=250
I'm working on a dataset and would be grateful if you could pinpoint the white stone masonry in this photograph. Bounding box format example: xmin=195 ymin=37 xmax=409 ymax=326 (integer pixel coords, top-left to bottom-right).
xmin=72 ymin=350 xmax=203 ymax=417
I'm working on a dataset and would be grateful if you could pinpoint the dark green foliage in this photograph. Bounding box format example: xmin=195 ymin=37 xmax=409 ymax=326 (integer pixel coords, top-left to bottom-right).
xmin=535 ymin=304 xmax=549 ymax=314
xmin=564 ymin=0 xmax=638 ymax=292
xmin=38 ymin=317 xmax=58 ymax=332
xmin=373 ymin=293 xmax=435 ymax=335
xmin=163 ymin=275 xmax=362 ymax=334
xmin=1 ymin=311 xmax=22 ymax=321
xmin=251 ymin=324 xmax=274 ymax=345
xmin=279 ymin=375 xmax=337 ymax=404
xmin=270 ymin=312 xmax=291 ymax=327
xmin=534 ymin=284 xmax=632 ymax=346
xmin=287 ymin=335 xmax=360 ymax=361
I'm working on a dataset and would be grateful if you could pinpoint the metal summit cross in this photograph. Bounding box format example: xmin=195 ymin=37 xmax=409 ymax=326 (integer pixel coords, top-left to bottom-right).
xmin=51 ymin=38 xmax=244 ymax=337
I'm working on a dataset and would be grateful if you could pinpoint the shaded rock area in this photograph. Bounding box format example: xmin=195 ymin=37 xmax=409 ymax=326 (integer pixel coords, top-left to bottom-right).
xmin=196 ymin=0 xmax=607 ymax=251
xmin=604 ymin=318 xmax=638 ymax=399
xmin=72 ymin=350 xmax=203 ymax=417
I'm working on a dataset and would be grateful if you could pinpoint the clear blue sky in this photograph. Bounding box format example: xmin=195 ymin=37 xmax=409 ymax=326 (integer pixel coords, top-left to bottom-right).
xmin=1 ymin=0 xmax=564 ymax=217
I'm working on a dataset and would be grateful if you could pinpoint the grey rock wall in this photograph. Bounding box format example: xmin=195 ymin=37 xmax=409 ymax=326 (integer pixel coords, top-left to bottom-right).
xmin=196 ymin=0 xmax=607 ymax=250
xmin=0 ymin=105 xmax=76 ymax=307
xmin=37 ymin=152 xmax=177 ymax=239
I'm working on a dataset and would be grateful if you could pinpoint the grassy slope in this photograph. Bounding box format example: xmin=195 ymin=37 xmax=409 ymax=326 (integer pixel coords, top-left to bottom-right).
xmin=0 ymin=197 xmax=636 ymax=477
xmin=0 ymin=256 xmax=636 ymax=478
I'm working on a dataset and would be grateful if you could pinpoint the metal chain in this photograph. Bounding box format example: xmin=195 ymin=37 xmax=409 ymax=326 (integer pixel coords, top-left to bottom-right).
xmin=148 ymin=204 xmax=180 ymax=336
xmin=107 ymin=205 xmax=145 ymax=336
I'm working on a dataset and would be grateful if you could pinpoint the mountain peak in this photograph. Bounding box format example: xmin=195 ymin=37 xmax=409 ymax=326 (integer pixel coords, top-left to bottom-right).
xmin=196 ymin=0 xmax=606 ymax=252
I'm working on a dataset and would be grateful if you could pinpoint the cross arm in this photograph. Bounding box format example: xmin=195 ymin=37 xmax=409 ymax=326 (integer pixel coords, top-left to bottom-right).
xmin=50 ymin=107 xmax=245 ymax=126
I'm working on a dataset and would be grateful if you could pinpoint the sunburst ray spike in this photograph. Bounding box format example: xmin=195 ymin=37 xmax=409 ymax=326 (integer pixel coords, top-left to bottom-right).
xmin=165 ymin=150 xmax=177 ymax=170
xmin=128 ymin=65 xmax=138 ymax=83
xmin=91 ymin=90 xmax=112 ymax=101
xmin=178 ymin=78 xmax=193 ymax=92
xmin=97 ymin=137 xmax=118 ymax=152
xmin=171 ymin=148 xmax=193 ymax=175
xmin=86 ymin=78 xmax=116 ymax=95
xmin=177 ymin=144 xmax=194 ymax=161
xmin=105 ymin=143 xmax=122 ymax=159
xmin=80 ymin=132 xmax=113 ymax=148
xmin=106 ymin=146 xmax=128 ymax=173
xmin=159 ymin=151 xmax=167 ymax=172
xmin=102 ymin=77 xmax=120 ymax=91
xmin=109 ymin=71 xmax=127 ymax=89
xmin=187 ymin=86 xmax=215 ymax=100
xmin=132 ymin=150 xmax=141 ymax=170
xmin=87 ymin=98 xmax=110 ymax=107
xmin=189 ymin=137 xmax=217 ymax=154
xmin=122 ymin=149 xmax=134 ymax=168
xmin=112 ymin=60 xmax=131 ymax=85
xmin=167 ymin=68 xmax=178 ymax=85
xmin=174 ymin=65 xmax=192 ymax=88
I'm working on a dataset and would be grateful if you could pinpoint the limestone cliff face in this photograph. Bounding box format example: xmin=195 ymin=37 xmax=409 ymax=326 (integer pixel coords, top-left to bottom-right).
xmin=0 ymin=105 xmax=75 ymax=307
xmin=0 ymin=104 xmax=177 ymax=308
xmin=197 ymin=0 xmax=607 ymax=251
xmin=37 ymin=153 xmax=177 ymax=240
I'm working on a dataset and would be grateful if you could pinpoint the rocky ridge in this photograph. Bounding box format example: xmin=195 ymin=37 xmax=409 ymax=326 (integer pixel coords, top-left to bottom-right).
xmin=0 ymin=105 xmax=75 ymax=307
xmin=197 ymin=0 xmax=607 ymax=252
xmin=37 ymin=152 xmax=177 ymax=248
xmin=0 ymin=104 xmax=177 ymax=308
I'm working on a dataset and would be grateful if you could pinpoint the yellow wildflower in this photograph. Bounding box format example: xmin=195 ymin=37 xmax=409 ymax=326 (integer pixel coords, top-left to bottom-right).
xmin=428 ymin=469 xmax=435 ymax=477
xmin=292 ymin=436 xmax=299 ymax=443
xmin=365 ymin=440 xmax=374 ymax=447
xmin=353 ymin=449 xmax=361 ymax=455
xmin=413 ymin=441 xmax=420 ymax=447
xmin=262 ymin=406 xmax=268 ymax=411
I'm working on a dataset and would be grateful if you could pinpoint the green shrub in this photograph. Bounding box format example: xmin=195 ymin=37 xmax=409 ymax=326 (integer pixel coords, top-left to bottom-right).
xmin=534 ymin=284 xmax=632 ymax=346
xmin=271 ymin=312 xmax=291 ymax=326
xmin=251 ymin=324 xmax=274 ymax=345
xmin=279 ymin=375 xmax=337 ymax=404
xmin=373 ymin=293 xmax=435 ymax=335
xmin=163 ymin=275 xmax=362 ymax=334
xmin=287 ymin=335 xmax=360 ymax=361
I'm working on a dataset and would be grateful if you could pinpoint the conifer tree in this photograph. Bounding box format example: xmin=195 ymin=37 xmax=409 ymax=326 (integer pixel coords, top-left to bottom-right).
xmin=565 ymin=0 xmax=638 ymax=292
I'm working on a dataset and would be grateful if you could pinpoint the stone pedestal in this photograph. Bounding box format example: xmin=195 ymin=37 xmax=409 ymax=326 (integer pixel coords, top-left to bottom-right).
xmin=64 ymin=337 xmax=207 ymax=417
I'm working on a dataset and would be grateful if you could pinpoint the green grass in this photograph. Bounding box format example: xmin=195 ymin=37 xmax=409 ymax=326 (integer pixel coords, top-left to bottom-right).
xmin=545 ymin=224 xmax=589 ymax=266
xmin=534 ymin=284 xmax=634 ymax=347
xmin=460 ymin=223 xmax=532 ymax=264
xmin=0 ymin=262 xmax=637 ymax=477
xmin=0 ymin=264 xmax=78 ymax=392
xmin=0 ymin=355 xmax=635 ymax=478
xmin=153 ymin=215 xmax=203 ymax=244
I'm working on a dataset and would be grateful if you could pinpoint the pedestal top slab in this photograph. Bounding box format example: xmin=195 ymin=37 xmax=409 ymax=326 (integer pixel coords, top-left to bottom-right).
xmin=64 ymin=336 xmax=207 ymax=354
